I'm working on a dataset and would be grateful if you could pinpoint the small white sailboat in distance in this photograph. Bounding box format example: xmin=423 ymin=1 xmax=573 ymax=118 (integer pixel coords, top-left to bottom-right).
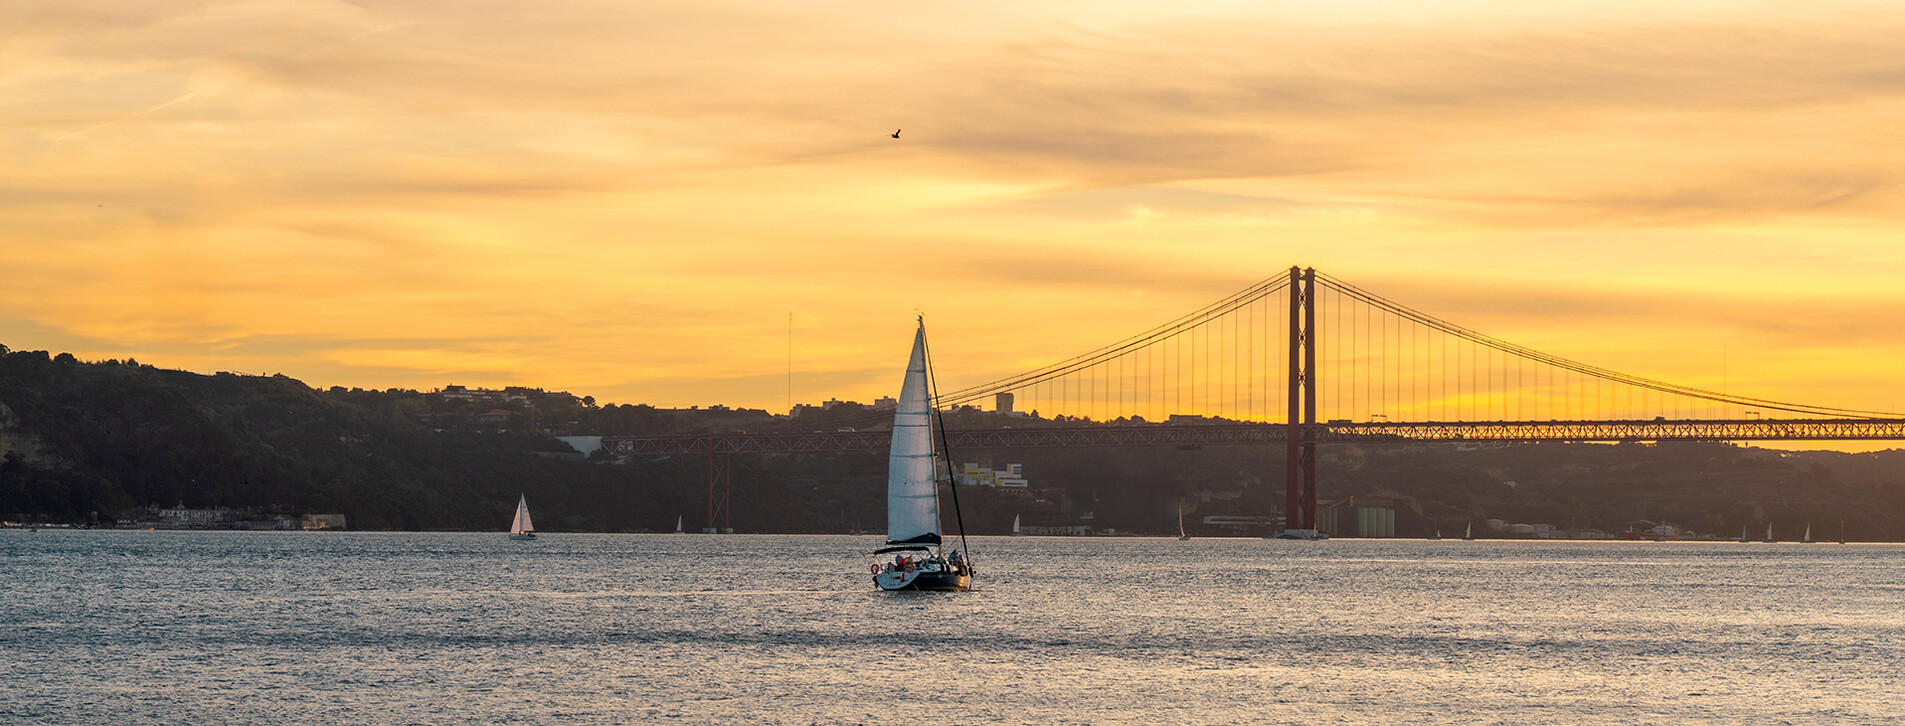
xmin=1761 ymin=523 xmax=1776 ymax=544
xmin=1801 ymin=523 xmax=1814 ymax=544
xmin=674 ymin=515 xmax=684 ymax=534
xmin=1177 ymin=501 xmax=1191 ymax=541
xmin=1011 ymin=514 xmax=1025 ymax=537
xmin=1463 ymin=522 xmax=1474 ymax=541
xmin=509 ymin=495 xmax=537 ymax=540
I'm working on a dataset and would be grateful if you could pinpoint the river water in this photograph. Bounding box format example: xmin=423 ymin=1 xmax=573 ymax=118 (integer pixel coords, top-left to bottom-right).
xmin=3 ymin=531 xmax=1899 ymax=724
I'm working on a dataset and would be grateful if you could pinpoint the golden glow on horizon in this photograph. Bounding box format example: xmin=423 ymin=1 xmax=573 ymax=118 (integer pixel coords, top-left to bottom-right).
xmin=5 ymin=0 xmax=1905 ymax=450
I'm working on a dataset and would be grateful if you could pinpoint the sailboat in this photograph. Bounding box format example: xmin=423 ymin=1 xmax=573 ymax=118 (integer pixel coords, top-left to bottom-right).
xmin=674 ymin=515 xmax=684 ymax=534
xmin=1428 ymin=528 xmax=1442 ymax=541
xmin=508 ymin=495 xmax=536 ymax=540
xmin=1177 ymin=501 xmax=1191 ymax=541
xmin=1761 ymin=523 xmax=1776 ymax=543
xmin=1737 ymin=523 xmax=1749 ymax=543
xmin=1011 ymin=514 xmax=1024 ymax=536
xmin=1463 ymin=522 xmax=1474 ymax=541
xmin=1801 ymin=523 xmax=1814 ymax=544
xmin=870 ymin=320 xmax=974 ymax=592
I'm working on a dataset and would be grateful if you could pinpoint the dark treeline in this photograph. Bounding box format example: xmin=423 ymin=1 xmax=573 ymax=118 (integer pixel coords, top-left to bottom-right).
xmin=4 ymin=345 xmax=1905 ymax=538
xmin=0 ymin=347 xmax=699 ymax=530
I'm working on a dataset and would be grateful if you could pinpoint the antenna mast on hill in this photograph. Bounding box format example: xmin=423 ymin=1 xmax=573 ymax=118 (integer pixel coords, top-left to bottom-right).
xmin=787 ymin=312 xmax=793 ymax=413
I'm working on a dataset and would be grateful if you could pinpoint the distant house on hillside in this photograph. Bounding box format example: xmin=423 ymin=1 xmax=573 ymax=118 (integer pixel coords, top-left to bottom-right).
xmin=438 ymin=385 xmax=531 ymax=403
xmin=959 ymin=462 xmax=1030 ymax=490
xmin=156 ymin=504 xmax=225 ymax=529
xmin=300 ymin=514 xmax=346 ymax=530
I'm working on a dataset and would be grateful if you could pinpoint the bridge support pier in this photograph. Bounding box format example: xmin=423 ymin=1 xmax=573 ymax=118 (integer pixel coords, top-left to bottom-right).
xmin=703 ymin=453 xmax=733 ymax=533
xmin=1282 ymin=266 xmax=1320 ymax=539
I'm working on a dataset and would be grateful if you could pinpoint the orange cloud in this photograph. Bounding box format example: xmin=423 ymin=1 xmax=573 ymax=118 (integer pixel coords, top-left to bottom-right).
xmin=2 ymin=0 xmax=1903 ymax=439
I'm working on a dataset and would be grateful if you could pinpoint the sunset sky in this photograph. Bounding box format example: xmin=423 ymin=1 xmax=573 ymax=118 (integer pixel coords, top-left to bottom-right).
xmin=6 ymin=0 xmax=1905 ymax=426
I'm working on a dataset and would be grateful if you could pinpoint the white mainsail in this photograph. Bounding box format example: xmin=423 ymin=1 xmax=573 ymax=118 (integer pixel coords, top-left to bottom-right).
xmin=511 ymin=495 xmax=535 ymax=536
xmin=886 ymin=324 xmax=940 ymax=545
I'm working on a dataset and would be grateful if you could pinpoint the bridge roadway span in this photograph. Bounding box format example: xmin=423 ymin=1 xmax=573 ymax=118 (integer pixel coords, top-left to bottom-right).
xmin=602 ymin=418 xmax=1905 ymax=455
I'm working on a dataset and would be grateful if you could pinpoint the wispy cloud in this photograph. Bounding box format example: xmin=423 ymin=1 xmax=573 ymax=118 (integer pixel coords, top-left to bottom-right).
xmin=53 ymin=92 xmax=194 ymax=142
xmin=4 ymin=1 xmax=1905 ymax=416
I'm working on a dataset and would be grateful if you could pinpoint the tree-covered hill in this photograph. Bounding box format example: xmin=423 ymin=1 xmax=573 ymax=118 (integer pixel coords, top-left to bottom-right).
xmin=5 ymin=343 xmax=1904 ymax=538
xmin=0 ymin=346 xmax=703 ymax=530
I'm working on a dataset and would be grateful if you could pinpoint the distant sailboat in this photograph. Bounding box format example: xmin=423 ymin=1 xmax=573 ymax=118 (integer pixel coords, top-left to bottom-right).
xmin=674 ymin=515 xmax=684 ymax=534
xmin=869 ymin=319 xmax=974 ymax=592
xmin=1177 ymin=501 xmax=1191 ymax=541
xmin=1011 ymin=514 xmax=1025 ymax=537
xmin=1737 ymin=523 xmax=1750 ymax=543
xmin=509 ymin=495 xmax=536 ymax=540
xmin=1761 ymin=523 xmax=1775 ymax=544
xmin=1463 ymin=522 xmax=1474 ymax=541
xmin=1428 ymin=528 xmax=1442 ymax=541
xmin=1801 ymin=523 xmax=1814 ymax=544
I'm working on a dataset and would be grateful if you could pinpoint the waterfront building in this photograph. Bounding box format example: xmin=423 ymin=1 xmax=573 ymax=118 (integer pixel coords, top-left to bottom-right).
xmin=959 ymin=462 xmax=1030 ymax=489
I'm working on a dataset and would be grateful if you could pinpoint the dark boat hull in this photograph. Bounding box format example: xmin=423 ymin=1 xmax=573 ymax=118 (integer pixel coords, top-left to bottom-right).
xmin=874 ymin=569 xmax=971 ymax=592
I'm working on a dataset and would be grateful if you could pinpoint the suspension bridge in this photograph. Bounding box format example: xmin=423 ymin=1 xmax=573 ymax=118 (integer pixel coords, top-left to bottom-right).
xmin=607 ymin=267 xmax=1905 ymax=535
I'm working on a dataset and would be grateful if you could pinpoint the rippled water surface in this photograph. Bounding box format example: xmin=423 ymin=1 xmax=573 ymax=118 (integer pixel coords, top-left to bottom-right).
xmin=4 ymin=531 xmax=1901 ymax=724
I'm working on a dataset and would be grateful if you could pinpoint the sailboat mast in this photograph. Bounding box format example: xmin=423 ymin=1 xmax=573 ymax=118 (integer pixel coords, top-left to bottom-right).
xmin=919 ymin=319 xmax=972 ymax=561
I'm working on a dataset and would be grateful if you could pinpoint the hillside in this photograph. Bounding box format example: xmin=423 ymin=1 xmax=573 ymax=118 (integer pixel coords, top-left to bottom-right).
xmin=4 ymin=344 xmax=1905 ymax=538
xmin=0 ymin=347 xmax=695 ymax=530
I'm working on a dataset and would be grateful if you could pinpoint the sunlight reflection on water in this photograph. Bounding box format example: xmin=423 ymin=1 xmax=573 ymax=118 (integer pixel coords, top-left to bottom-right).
xmin=3 ymin=532 xmax=1900 ymax=724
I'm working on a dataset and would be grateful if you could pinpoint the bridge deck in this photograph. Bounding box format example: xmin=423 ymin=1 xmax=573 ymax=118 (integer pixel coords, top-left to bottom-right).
xmin=600 ymin=419 xmax=1905 ymax=455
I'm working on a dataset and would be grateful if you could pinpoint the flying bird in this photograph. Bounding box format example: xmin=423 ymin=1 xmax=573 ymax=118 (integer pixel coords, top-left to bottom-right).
xmin=891 ymin=129 xmax=901 ymax=139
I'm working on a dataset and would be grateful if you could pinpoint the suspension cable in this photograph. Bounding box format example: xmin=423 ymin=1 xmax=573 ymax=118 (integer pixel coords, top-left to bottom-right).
xmin=1313 ymin=271 xmax=1891 ymax=418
